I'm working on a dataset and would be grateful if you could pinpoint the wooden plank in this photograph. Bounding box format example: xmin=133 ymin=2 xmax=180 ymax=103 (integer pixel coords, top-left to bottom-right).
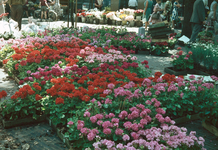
xmin=3 ymin=115 xmax=46 ymax=129
xmin=174 ymin=114 xmax=200 ymax=125
xmin=48 ymin=118 xmax=73 ymax=149
xmin=202 ymin=121 xmax=218 ymax=137
xmin=150 ymin=30 xmax=174 ymax=37
xmin=148 ymin=28 xmax=172 ymax=33
xmin=152 ymin=39 xmax=168 ymax=42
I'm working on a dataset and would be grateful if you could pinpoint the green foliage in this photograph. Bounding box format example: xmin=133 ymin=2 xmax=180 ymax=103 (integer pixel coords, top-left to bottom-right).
xmin=171 ymin=51 xmax=194 ymax=71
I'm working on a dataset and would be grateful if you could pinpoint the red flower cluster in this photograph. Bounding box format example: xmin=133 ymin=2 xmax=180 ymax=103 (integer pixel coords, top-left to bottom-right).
xmin=11 ymin=85 xmax=35 ymax=99
xmin=0 ymin=90 xmax=7 ymax=99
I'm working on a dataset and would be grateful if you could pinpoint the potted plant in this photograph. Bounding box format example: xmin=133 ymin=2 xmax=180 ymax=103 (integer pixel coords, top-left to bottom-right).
xmin=81 ymin=12 xmax=86 ymax=23
xmin=134 ymin=9 xmax=143 ymax=21
xmin=125 ymin=15 xmax=134 ymax=27
xmin=168 ymin=33 xmax=177 ymax=49
xmin=150 ymin=42 xmax=169 ymax=56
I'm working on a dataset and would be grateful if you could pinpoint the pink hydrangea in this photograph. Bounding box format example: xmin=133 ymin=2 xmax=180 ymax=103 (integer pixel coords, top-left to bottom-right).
xmin=122 ymin=134 xmax=130 ymax=141
xmin=103 ymin=128 xmax=111 ymax=135
xmin=84 ymin=111 xmax=90 ymax=117
xmin=90 ymin=116 xmax=97 ymax=123
xmin=87 ymin=132 xmax=96 ymax=141
xmin=115 ymin=128 xmax=124 ymax=136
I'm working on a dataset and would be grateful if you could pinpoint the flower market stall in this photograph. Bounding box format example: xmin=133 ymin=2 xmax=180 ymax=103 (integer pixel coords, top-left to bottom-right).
xmin=0 ymin=25 xmax=218 ymax=149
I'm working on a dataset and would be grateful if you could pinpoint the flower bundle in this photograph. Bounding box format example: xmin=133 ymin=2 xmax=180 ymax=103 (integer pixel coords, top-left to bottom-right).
xmin=134 ymin=9 xmax=144 ymax=16
xmin=81 ymin=12 xmax=86 ymax=17
xmin=76 ymin=13 xmax=81 ymax=17
xmin=171 ymin=50 xmax=194 ymax=71
xmin=125 ymin=15 xmax=134 ymax=21
xmin=119 ymin=14 xmax=127 ymax=20
xmin=106 ymin=12 xmax=115 ymax=19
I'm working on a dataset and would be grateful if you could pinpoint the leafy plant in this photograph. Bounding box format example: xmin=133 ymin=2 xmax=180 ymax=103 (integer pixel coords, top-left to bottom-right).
xmin=171 ymin=50 xmax=194 ymax=71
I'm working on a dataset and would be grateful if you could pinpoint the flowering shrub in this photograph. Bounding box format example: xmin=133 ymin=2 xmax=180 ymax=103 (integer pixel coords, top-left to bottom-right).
xmin=0 ymin=90 xmax=7 ymax=99
xmin=171 ymin=50 xmax=194 ymax=71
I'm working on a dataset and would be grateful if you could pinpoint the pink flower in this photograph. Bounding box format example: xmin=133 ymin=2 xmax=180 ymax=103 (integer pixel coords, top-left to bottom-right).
xmin=180 ymin=92 xmax=184 ymax=98
xmin=122 ymin=134 xmax=130 ymax=141
xmin=90 ymin=116 xmax=97 ymax=123
xmin=123 ymin=121 xmax=132 ymax=129
xmin=103 ymin=128 xmax=111 ymax=135
xmin=67 ymin=121 xmax=74 ymax=125
xmin=102 ymin=121 xmax=112 ymax=128
xmin=107 ymin=83 xmax=115 ymax=89
xmin=87 ymin=132 xmax=95 ymax=141
xmin=84 ymin=111 xmax=90 ymax=117
xmin=131 ymin=123 xmax=139 ymax=131
xmin=184 ymin=57 xmax=188 ymax=60
xmin=108 ymin=113 xmax=115 ymax=118
xmin=111 ymin=118 xmax=119 ymax=123
xmin=145 ymin=65 xmax=149 ymax=68
xmin=131 ymin=132 xmax=140 ymax=140
xmin=115 ymin=128 xmax=123 ymax=136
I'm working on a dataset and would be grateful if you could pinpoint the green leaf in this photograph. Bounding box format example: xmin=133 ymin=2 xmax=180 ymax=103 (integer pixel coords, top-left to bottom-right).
xmin=15 ymin=106 xmax=21 ymax=111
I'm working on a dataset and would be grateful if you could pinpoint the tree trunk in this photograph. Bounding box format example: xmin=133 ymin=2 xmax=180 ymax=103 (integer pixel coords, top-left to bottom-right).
xmin=71 ymin=0 xmax=74 ymax=27
xmin=181 ymin=0 xmax=195 ymax=38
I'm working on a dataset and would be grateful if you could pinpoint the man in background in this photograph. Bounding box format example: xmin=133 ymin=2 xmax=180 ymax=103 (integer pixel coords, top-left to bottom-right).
xmin=128 ymin=0 xmax=138 ymax=10
xmin=189 ymin=0 xmax=206 ymax=42
xmin=8 ymin=0 xmax=26 ymax=31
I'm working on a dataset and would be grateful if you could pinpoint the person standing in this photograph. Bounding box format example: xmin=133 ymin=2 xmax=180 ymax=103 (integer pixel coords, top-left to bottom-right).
xmin=8 ymin=0 xmax=26 ymax=30
xmin=149 ymin=0 xmax=162 ymax=25
xmin=39 ymin=0 xmax=50 ymax=21
xmin=143 ymin=0 xmax=153 ymax=29
xmin=208 ymin=0 xmax=218 ymax=22
xmin=0 ymin=0 xmax=6 ymax=17
xmin=163 ymin=0 xmax=172 ymax=23
xmin=95 ymin=0 xmax=103 ymax=11
xmin=171 ymin=0 xmax=182 ymax=29
xmin=128 ymin=0 xmax=138 ymax=10
xmin=189 ymin=0 xmax=206 ymax=42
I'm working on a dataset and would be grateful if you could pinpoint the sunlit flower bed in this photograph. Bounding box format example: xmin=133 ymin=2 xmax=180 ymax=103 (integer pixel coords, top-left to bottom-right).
xmin=0 ymin=27 xmax=217 ymax=149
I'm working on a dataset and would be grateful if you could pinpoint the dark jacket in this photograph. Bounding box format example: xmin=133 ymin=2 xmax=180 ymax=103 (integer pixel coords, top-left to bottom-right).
xmin=190 ymin=0 xmax=205 ymax=24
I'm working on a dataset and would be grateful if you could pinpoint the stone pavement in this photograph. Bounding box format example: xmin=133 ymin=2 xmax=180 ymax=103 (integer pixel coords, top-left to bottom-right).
xmin=0 ymin=19 xmax=217 ymax=150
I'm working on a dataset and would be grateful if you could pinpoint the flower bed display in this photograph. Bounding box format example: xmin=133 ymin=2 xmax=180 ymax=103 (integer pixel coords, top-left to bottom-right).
xmin=1 ymin=27 xmax=217 ymax=149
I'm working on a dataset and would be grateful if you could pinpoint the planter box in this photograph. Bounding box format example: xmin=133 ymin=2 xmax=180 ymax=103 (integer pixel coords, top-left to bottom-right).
xmin=202 ymin=121 xmax=218 ymax=137
xmin=164 ymin=67 xmax=210 ymax=76
xmin=2 ymin=115 xmax=46 ymax=129
xmin=3 ymin=64 xmax=20 ymax=84
xmin=48 ymin=118 xmax=73 ymax=149
xmin=174 ymin=114 xmax=200 ymax=125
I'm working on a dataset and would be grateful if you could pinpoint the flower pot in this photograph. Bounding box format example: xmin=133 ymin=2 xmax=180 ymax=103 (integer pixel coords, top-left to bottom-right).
xmin=89 ymin=18 xmax=93 ymax=24
xmin=112 ymin=20 xmax=116 ymax=25
xmin=104 ymin=19 xmax=108 ymax=24
xmin=136 ymin=16 xmax=141 ymax=21
xmin=122 ymin=20 xmax=127 ymax=26
xmin=135 ymin=20 xmax=143 ymax=27
xmin=81 ymin=17 xmax=86 ymax=23
xmin=116 ymin=21 xmax=121 ymax=26
xmin=164 ymin=67 xmax=210 ymax=76
xmin=86 ymin=18 xmax=90 ymax=23
xmin=129 ymin=21 xmax=135 ymax=27
xmin=99 ymin=19 xmax=104 ymax=24
xmin=169 ymin=44 xmax=175 ymax=49
xmin=95 ymin=19 xmax=100 ymax=24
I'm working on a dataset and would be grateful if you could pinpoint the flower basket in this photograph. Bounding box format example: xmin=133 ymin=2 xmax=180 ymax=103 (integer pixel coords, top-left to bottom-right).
xmin=2 ymin=115 xmax=46 ymax=129
xmin=164 ymin=67 xmax=210 ymax=76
